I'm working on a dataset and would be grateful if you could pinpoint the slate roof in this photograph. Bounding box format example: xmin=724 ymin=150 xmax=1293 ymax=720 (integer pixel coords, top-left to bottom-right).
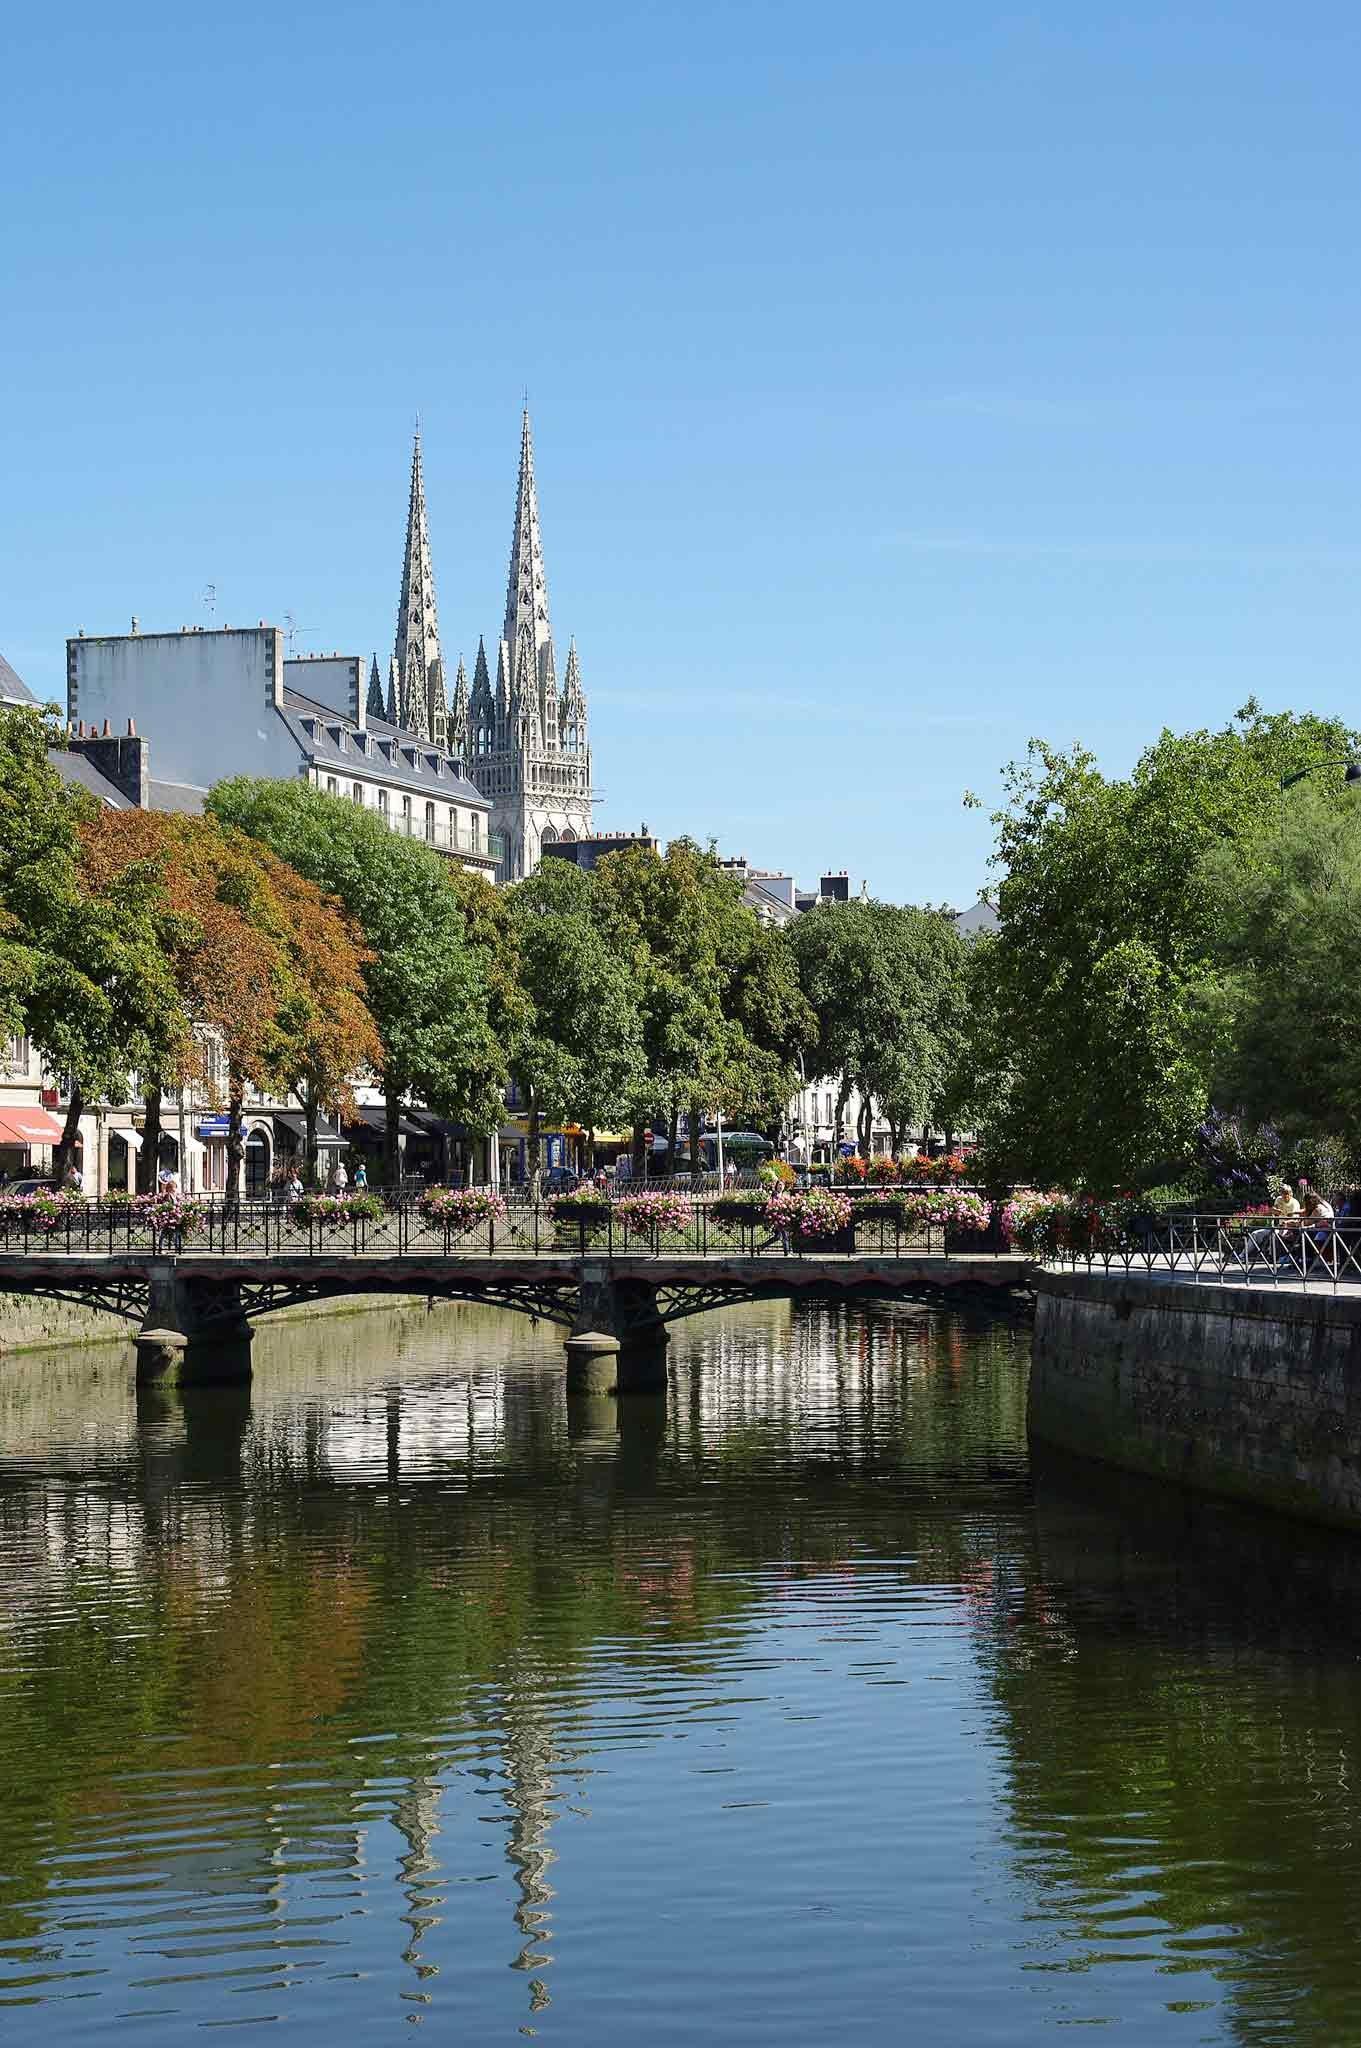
xmin=955 ymin=896 xmax=1000 ymax=938
xmin=148 ymin=779 xmax=207 ymax=815
xmin=48 ymin=752 xmax=132 ymax=808
xmin=0 ymin=652 xmax=39 ymax=705
xmin=279 ymin=688 xmax=488 ymax=808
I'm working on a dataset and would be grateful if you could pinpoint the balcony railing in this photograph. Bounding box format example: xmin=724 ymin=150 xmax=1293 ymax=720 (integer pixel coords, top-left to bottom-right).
xmin=377 ymin=810 xmax=502 ymax=861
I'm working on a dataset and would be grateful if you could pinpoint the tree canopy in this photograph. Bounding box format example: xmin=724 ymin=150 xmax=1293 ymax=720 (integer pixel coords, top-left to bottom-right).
xmin=973 ymin=703 xmax=1361 ymax=1189
xmin=207 ymin=779 xmax=502 ymax=1168
xmin=786 ymin=897 xmax=969 ymax=1155
xmin=79 ymin=809 xmax=380 ymax=1188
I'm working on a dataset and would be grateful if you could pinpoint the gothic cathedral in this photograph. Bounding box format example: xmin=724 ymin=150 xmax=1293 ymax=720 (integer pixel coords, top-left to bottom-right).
xmin=368 ymin=412 xmax=593 ymax=880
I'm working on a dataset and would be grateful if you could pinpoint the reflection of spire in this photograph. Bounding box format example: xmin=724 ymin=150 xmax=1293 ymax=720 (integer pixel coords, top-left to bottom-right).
xmin=392 ymin=1768 xmax=446 ymax=1991
xmin=501 ymin=1677 xmax=560 ymax=2010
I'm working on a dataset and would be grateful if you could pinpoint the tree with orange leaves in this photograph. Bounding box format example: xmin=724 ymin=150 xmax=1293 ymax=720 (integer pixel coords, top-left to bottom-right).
xmin=244 ymin=843 xmax=383 ymax=1187
xmin=80 ymin=813 xmax=381 ymax=1194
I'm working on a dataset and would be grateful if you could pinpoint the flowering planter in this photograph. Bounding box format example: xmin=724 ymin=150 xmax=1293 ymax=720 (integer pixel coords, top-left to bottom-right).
xmin=784 ymin=1225 xmax=855 ymax=1255
xmin=418 ymin=1189 xmax=508 ymax=1239
xmin=290 ymin=1193 xmax=384 ymax=1229
xmin=552 ymin=1221 xmax=609 ymax=1249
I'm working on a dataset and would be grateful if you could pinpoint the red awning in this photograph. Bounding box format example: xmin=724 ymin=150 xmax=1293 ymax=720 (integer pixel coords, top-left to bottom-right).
xmin=0 ymin=1105 xmax=65 ymax=1146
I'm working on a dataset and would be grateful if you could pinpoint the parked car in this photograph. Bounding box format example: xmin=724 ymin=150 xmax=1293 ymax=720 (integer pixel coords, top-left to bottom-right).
xmin=4 ymin=1178 xmax=56 ymax=1199
xmin=541 ymin=1165 xmax=582 ymax=1194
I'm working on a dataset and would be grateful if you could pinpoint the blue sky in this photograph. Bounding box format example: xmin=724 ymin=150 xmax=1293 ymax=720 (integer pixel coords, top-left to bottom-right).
xmin=4 ymin=1 xmax=1360 ymax=906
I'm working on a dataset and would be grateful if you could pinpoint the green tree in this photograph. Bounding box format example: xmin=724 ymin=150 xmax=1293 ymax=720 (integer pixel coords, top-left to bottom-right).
xmin=502 ymin=859 xmax=646 ymax=1179
xmin=1199 ymin=781 xmax=1361 ymax=1162
xmin=786 ymin=898 xmax=969 ymax=1157
xmin=593 ymin=839 xmax=806 ymax=1180
xmin=207 ymin=780 xmax=501 ymax=1178
xmin=975 ymin=703 xmax=1361 ymax=1189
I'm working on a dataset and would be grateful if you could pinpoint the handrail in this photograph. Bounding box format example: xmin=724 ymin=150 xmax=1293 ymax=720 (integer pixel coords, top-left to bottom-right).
xmin=1041 ymin=1211 xmax=1361 ymax=1293
xmin=0 ymin=1192 xmax=1019 ymax=1264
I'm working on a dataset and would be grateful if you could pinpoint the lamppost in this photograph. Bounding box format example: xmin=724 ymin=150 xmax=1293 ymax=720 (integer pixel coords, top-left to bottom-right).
xmin=1279 ymin=758 xmax=1361 ymax=873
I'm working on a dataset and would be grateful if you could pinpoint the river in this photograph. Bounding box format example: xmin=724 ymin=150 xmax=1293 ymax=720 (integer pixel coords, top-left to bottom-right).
xmin=3 ymin=1297 xmax=1361 ymax=2044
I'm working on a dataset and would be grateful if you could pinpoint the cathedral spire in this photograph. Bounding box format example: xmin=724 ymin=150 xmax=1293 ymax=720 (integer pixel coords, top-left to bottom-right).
xmin=367 ymin=653 xmax=385 ymax=721
xmin=503 ymin=408 xmax=554 ymax=701
xmin=449 ymin=655 xmax=470 ymax=760
xmin=393 ymin=426 xmax=443 ymax=736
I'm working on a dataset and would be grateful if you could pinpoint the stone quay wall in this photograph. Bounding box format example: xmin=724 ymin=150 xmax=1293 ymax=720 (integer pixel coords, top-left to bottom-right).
xmin=1031 ymin=1269 xmax=1361 ymax=1530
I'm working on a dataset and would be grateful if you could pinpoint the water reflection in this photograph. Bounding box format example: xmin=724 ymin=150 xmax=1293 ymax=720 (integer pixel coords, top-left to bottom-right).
xmin=1 ymin=1298 xmax=1360 ymax=2042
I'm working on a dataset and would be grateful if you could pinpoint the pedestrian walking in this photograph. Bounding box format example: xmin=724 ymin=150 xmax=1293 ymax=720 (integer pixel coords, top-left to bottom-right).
xmin=353 ymin=1161 xmax=368 ymax=1191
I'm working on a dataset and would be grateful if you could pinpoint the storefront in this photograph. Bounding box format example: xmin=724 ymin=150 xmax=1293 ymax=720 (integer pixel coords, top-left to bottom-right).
xmin=0 ymin=1104 xmax=64 ymax=1182
xmin=271 ymin=1110 xmax=347 ymax=1184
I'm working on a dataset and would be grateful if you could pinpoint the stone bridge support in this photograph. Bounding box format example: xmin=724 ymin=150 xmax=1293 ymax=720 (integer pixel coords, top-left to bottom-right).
xmin=564 ymin=1262 xmax=669 ymax=1396
xmin=136 ymin=1263 xmax=254 ymax=1386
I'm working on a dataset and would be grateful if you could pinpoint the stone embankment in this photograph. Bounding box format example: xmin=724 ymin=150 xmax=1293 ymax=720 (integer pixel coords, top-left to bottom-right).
xmin=1031 ymin=1269 xmax=1361 ymax=1530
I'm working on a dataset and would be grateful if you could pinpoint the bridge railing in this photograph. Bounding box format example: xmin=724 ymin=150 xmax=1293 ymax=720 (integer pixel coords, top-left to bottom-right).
xmin=0 ymin=1191 xmax=1016 ymax=1261
xmin=1044 ymin=1212 xmax=1361 ymax=1292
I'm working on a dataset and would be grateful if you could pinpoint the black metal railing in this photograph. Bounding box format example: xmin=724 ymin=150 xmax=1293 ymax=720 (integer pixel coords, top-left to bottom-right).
xmin=1045 ymin=1212 xmax=1361 ymax=1292
xmin=0 ymin=1192 xmax=1018 ymax=1263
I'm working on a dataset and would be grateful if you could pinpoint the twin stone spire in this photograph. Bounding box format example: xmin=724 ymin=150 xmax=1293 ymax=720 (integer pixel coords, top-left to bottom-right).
xmin=368 ymin=412 xmax=591 ymax=806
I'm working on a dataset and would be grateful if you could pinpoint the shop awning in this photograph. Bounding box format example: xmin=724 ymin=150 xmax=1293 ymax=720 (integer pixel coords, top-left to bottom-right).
xmin=345 ymin=1105 xmax=429 ymax=1140
xmin=0 ymin=1106 xmax=64 ymax=1146
xmin=272 ymin=1110 xmax=345 ymax=1150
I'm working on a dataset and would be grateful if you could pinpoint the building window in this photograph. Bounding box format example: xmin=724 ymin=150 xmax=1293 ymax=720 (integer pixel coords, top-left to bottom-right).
xmin=560 ymin=826 xmax=576 ymax=844
xmin=3 ymin=1033 xmax=30 ymax=1073
xmin=377 ymin=788 xmax=389 ymax=816
xmin=352 ymin=782 xmax=363 ymax=804
xmin=471 ymin=813 xmax=481 ymax=849
xmin=401 ymin=795 xmax=412 ymax=833
xmin=541 ymin=824 xmax=558 ymax=846
xmin=425 ymin=801 xmax=436 ymax=842
xmin=326 ymin=776 xmax=339 ymax=796
xmin=449 ymin=806 xmax=458 ymax=844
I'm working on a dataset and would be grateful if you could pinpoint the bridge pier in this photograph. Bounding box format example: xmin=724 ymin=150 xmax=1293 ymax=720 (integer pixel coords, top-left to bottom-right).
xmin=135 ymin=1264 xmax=254 ymax=1386
xmin=564 ymin=1264 xmax=669 ymax=1395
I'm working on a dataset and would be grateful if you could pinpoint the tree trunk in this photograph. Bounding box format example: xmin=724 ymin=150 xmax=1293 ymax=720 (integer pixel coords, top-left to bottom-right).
xmin=139 ymin=1087 xmax=162 ymax=1193
xmin=527 ymin=1089 xmax=542 ymax=1184
xmin=888 ymin=1115 xmax=902 ymax=1160
xmin=225 ymin=1066 xmax=246 ymax=1205
xmin=667 ymin=1100 xmax=680 ymax=1172
xmin=384 ymin=1085 xmax=402 ymax=1188
xmin=689 ymin=1099 xmax=703 ymax=1189
xmin=632 ymin=1116 xmax=645 ymax=1181
xmin=834 ymin=1080 xmax=852 ymax=1163
xmin=303 ymin=1082 xmax=320 ymax=1188
xmin=944 ymin=1127 xmax=956 ymax=1156
xmin=857 ymin=1098 xmax=873 ymax=1159
xmin=53 ymin=1084 xmax=84 ymax=1185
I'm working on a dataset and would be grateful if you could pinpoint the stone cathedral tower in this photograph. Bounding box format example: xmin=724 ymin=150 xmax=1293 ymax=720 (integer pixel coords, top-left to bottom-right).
xmin=375 ymin=412 xmax=593 ymax=880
